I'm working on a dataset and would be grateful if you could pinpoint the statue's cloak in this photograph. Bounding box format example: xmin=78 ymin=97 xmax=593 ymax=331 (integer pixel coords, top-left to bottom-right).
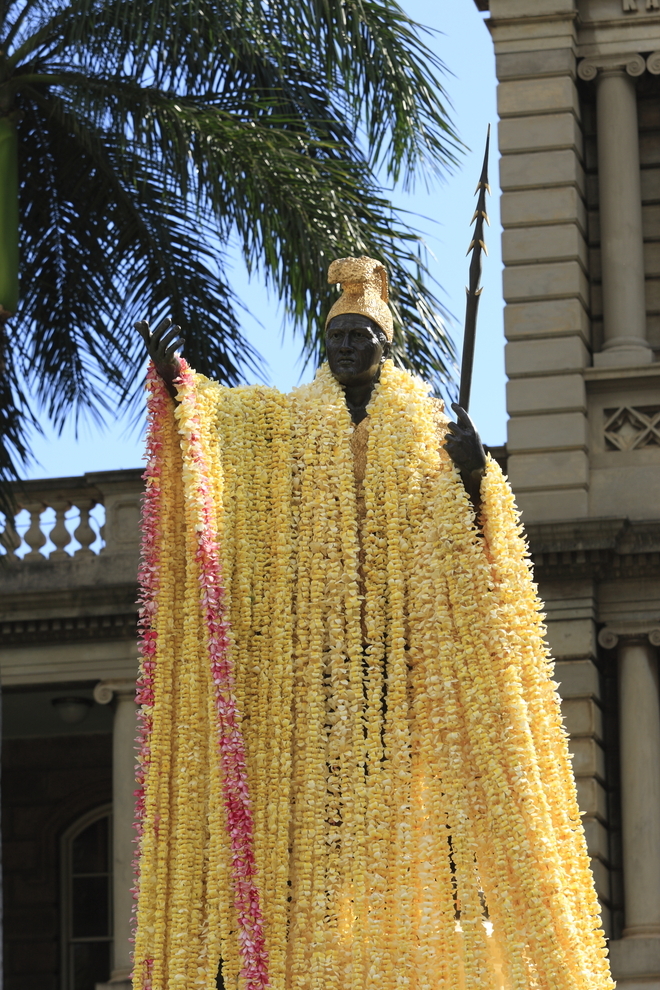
xmin=132 ymin=360 xmax=612 ymax=990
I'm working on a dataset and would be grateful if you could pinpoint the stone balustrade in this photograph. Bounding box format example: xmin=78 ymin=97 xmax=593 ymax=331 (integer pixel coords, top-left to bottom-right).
xmin=0 ymin=469 xmax=143 ymax=562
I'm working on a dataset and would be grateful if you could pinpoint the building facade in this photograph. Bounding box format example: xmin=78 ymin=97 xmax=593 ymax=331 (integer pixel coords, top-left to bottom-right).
xmin=1 ymin=473 xmax=142 ymax=990
xmin=479 ymin=0 xmax=660 ymax=987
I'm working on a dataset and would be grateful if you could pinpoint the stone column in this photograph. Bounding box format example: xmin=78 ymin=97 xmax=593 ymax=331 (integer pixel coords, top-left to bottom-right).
xmin=600 ymin=629 xmax=660 ymax=986
xmin=618 ymin=637 xmax=660 ymax=936
xmin=94 ymin=679 xmax=138 ymax=990
xmin=592 ymin=63 xmax=651 ymax=366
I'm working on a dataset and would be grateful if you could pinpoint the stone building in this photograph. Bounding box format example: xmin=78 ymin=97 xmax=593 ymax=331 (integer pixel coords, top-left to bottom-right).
xmin=478 ymin=0 xmax=660 ymax=987
xmin=1 ymin=473 xmax=143 ymax=990
xmin=3 ymin=1 xmax=660 ymax=987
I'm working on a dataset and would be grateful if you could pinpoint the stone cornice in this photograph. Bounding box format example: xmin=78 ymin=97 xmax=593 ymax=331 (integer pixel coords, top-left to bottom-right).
xmin=0 ymin=611 xmax=137 ymax=646
xmin=0 ymin=584 xmax=137 ymax=623
xmin=486 ymin=12 xmax=578 ymax=30
xmin=526 ymin=517 xmax=660 ymax=580
xmin=579 ymin=13 xmax=660 ymax=34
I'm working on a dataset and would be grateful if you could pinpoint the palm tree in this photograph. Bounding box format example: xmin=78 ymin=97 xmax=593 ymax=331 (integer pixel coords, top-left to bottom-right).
xmin=0 ymin=0 xmax=460 ymax=499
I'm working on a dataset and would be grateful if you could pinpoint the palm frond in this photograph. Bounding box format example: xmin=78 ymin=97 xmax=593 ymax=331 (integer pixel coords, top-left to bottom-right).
xmin=16 ymin=87 xmax=263 ymax=425
xmin=14 ymin=74 xmax=455 ymax=408
xmin=6 ymin=0 xmax=461 ymax=180
xmin=0 ymin=0 xmax=462 ymax=497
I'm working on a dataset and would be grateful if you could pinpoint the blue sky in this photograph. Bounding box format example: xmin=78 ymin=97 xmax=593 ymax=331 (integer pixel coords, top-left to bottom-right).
xmin=25 ymin=1 xmax=506 ymax=481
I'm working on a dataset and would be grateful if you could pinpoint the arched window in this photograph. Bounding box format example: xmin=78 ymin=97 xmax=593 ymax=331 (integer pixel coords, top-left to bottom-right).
xmin=60 ymin=805 xmax=113 ymax=990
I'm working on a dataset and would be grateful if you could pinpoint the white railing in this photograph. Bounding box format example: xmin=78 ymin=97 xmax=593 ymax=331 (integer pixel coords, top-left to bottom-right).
xmin=0 ymin=470 xmax=143 ymax=561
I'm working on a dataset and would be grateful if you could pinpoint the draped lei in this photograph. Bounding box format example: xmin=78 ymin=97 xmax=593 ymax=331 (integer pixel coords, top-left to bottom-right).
xmin=132 ymin=359 xmax=613 ymax=990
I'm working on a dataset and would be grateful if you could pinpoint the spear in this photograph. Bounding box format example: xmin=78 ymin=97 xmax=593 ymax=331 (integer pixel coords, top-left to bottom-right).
xmin=458 ymin=125 xmax=491 ymax=413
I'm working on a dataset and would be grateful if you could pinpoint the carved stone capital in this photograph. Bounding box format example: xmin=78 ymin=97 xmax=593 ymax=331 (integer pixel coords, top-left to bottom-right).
xmin=93 ymin=678 xmax=137 ymax=705
xmin=577 ymin=53 xmax=646 ymax=81
xmin=598 ymin=627 xmax=660 ymax=650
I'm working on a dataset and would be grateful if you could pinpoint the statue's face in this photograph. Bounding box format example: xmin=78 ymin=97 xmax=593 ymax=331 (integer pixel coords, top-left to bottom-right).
xmin=325 ymin=314 xmax=389 ymax=386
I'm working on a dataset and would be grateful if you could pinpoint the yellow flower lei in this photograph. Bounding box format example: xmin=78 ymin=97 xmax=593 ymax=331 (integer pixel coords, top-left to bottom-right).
xmin=133 ymin=360 xmax=614 ymax=990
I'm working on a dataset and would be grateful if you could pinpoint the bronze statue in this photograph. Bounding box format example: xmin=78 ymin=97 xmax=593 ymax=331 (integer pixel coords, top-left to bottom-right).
xmin=131 ymin=257 xmax=613 ymax=990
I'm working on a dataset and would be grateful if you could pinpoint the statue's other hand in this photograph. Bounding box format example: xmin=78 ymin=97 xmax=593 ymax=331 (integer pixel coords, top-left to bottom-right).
xmin=445 ymin=403 xmax=487 ymax=503
xmin=135 ymin=317 xmax=183 ymax=400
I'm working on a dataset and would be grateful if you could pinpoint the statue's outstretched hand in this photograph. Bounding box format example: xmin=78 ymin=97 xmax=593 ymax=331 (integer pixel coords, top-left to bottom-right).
xmin=445 ymin=403 xmax=487 ymax=505
xmin=135 ymin=317 xmax=183 ymax=400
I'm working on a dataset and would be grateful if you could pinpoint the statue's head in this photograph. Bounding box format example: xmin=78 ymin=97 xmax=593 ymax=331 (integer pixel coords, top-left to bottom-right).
xmin=325 ymin=256 xmax=392 ymax=386
xmin=326 ymin=313 xmax=389 ymax=385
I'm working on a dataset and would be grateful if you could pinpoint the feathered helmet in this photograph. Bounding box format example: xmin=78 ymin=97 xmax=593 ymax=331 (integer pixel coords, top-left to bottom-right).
xmin=326 ymin=256 xmax=393 ymax=342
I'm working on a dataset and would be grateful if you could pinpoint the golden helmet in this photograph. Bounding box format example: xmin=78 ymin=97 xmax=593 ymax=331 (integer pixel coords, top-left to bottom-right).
xmin=326 ymin=256 xmax=393 ymax=342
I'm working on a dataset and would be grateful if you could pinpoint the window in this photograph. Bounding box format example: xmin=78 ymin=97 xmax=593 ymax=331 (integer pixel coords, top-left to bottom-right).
xmin=61 ymin=805 xmax=113 ymax=990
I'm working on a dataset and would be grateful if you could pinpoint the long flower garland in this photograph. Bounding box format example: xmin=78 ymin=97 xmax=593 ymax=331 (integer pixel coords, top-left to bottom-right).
xmin=175 ymin=362 xmax=269 ymax=990
xmin=132 ymin=366 xmax=170 ymax=990
xmin=132 ymin=359 xmax=614 ymax=990
xmin=133 ymin=363 xmax=271 ymax=990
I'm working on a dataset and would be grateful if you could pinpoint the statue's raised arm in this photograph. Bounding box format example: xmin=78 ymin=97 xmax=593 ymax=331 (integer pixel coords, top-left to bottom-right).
xmin=445 ymin=402 xmax=487 ymax=506
xmin=135 ymin=317 xmax=183 ymax=400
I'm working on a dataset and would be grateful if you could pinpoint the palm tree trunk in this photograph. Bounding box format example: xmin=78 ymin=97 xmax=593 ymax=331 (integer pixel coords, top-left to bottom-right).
xmin=0 ymin=112 xmax=16 ymax=990
xmin=0 ymin=682 xmax=3 ymax=990
xmin=0 ymin=115 xmax=19 ymax=317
